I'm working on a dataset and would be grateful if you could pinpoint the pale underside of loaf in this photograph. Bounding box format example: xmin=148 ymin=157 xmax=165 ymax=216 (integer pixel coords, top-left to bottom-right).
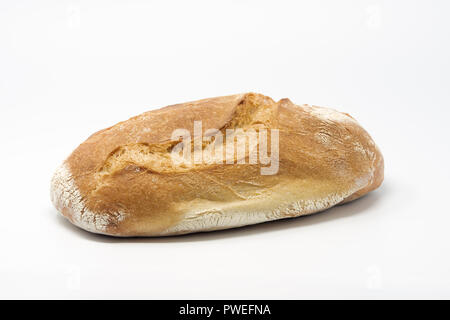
xmin=50 ymin=93 xmax=384 ymax=237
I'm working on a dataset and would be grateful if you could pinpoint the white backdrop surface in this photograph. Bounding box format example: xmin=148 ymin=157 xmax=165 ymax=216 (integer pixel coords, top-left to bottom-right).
xmin=0 ymin=0 xmax=449 ymax=299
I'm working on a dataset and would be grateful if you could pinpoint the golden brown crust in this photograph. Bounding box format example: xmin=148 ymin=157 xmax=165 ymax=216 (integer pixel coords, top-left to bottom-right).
xmin=51 ymin=93 xmax=384 ymax=236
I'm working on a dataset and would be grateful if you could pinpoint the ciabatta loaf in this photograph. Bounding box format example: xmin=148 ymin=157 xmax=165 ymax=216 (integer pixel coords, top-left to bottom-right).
xmin=51 ymin=93 xmax=383 ymax=236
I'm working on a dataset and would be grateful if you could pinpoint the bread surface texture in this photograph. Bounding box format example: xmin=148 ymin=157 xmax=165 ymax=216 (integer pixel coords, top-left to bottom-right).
xmin=51 ymin=93 xmax=383 ymax=236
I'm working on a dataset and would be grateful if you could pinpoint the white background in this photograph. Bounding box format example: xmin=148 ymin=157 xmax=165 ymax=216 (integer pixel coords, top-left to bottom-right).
xmin=1 ymin=0 xmax=449 ymax=299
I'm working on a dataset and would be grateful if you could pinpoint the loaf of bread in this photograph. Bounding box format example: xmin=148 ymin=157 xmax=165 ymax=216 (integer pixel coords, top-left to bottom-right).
xmin=51 ymin=93 xmax=383 ymax=236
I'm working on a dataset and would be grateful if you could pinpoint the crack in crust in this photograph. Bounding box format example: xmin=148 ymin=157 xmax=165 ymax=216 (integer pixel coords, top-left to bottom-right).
xmin=96 ymin=93 xmax=279 ymax=177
